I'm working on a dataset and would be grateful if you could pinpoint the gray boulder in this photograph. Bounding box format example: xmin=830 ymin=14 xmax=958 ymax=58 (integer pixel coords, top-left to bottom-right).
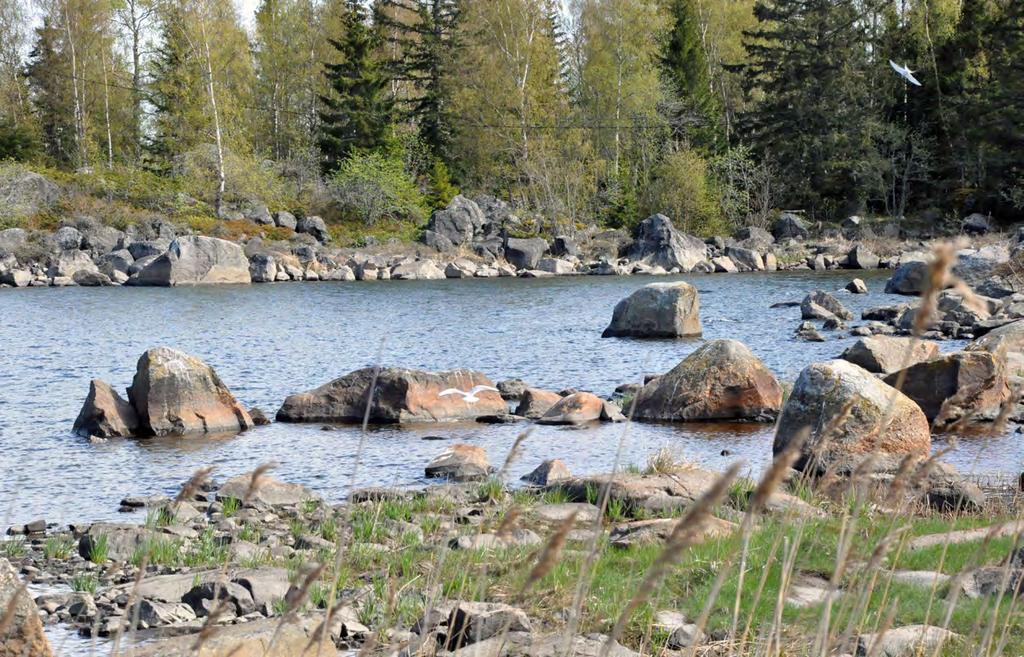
xmin=422 ymin=229 xmax=455 ymax=252
xmin=847 ymin=245 xmax=879 ymax=269
xmin=773 ymin=360 xmax=931 ymax=471
xmin=602 ymin=281 xmax=702 ymax=338
xmin=628 ymin=214 xmax=707 ymax=271
xmin=127 ymin=239 xmax=170 ymax=260
xmin=98 ymin=249 xmax=134 ymax=277
xmin=772 ymin=212 xmax=809 ymax=240
xmin=248 ymin=253 xmax=277 ymax=282
xmin=425 ymin=444 xmax=493 ymax=482
xmin=127 ymin=347 xmax=253 ymax=436
xmin=504 ymin=237 xmax=548 ymax=270
xmin=426 ymin=195 xmax=488 ymax=245
xmin=724 ymin=245 xmax=764 ymax=271
xmin=296 ymin=215 xmax=330 ymax=243
xmin=962 ymin=213 xmax=991 ymax=235
xmin=273 ymin=211 xmax=297 ymax=230
xmin=885 ymin=260 xmax=932 ymax=295
xmin=840 ymin=336 xmax=939 ymax=374
xmin=856 ymin=625 xmax=959 ymax=657
xmin=734 ymin=226 xmax=774 ymax=247
xmin=0 ymin=227 xmax=28 ymax=254
xmin=132 ymin=236 xmax=251 ymax=286
xmin=444 ymin=602 xmax=531 ymax=649
xmin=552 ymin=235 xmax=579 ymax=257
xmin=391 ymin=259 xmax=446 ymax=280
xmin=801 ymin=290 xmax=854 ymax=320
xmin=54 ymin=226 xmax=83 ymax=250
xmin=72 ymin=270 xmax=113 ymax=287
xmin=218 ymin=474 xmax=319 ymax=508
xmin=0 ymin=167 xmax=60 ymax=217
xmin=47 ymin=249 xmax=99 ymax=279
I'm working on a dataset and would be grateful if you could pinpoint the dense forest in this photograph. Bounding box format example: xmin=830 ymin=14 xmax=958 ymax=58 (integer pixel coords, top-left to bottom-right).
xmin=1 ymin=0 xmax=1022 ymax=238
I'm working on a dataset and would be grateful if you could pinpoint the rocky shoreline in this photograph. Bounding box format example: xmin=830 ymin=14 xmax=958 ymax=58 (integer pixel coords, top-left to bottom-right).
xmin=2 ymin=192 xmax=1020 ymax=292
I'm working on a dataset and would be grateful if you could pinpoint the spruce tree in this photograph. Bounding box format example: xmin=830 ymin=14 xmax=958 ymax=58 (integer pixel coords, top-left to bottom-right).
xmin=742 ymin=0 xmax=880 ymax=218
xmin=662 ymin=0 xmax=720 ymax=149
xmin=375 ymin=0 xmax=461 ymax=164
xmin=25 ymin=17 xmax=76 ymax=164
xmin=319 ymin=0 xmax=394 ymax=172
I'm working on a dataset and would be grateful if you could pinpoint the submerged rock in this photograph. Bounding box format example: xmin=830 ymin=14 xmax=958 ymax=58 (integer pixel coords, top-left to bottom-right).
xmin=537 ymin=392 xmax=606 ymax=425
xmin=883 ymin=351 xmax=1010 ymax=428
xmin=73 ymin=379 xmax=140 ymax=438
xmin=801 ymin=290 xmax=853 ymax=321
xmin=128 ymin=347 xmax=253 ymax=437
xmin=840 ymin=336 xmax=939 ymax=374
xmin=277 ymin=367 xmax=507 ymax=424
xmin=602 ymin=281 xmax=702 ymax=338
xmin=633 ymin=339 xmax=782 ymax=422
xmin=425 ymin=444 xmax=493 ymax=481
xmin=773 ymin=360 xmax=931 ymax=471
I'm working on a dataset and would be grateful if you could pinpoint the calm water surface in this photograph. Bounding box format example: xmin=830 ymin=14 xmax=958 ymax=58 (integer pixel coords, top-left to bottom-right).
xmin=0 ymin=270 xmax=1016 ymax=529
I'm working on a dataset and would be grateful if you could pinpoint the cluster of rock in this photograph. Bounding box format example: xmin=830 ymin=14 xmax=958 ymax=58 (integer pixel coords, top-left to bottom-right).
xmin=73 ymin=347 xmax=256 ymax=439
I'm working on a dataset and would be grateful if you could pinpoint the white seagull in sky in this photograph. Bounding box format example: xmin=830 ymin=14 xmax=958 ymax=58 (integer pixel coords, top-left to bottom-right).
xmin=889 ymin=60 xmax=922 ymax=87
xmin=439 ymin=385 xmax=500 ymax=403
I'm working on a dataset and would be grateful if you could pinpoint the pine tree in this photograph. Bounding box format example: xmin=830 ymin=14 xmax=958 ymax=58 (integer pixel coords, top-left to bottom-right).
xmin=319 ymin=0 xmax=394 ymax=172
xmin=375 ymin=0 xmax=462 ymax=163
xmin=662 ymin=0 xmax=720 ymax=149
xmin=742 ymin=0 xmax=880 ymax=218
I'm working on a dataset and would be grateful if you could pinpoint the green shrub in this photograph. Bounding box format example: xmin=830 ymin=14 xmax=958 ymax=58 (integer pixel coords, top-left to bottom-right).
xmin=43 ymin=536 xmax=75 ymax=560
xmin=172 ymin=145 xmax=297 ymax=211
xmin=71 ymin=574 xmax=99 ymax=594
xmin=427 ymin=158 xmax=458 ymax=209
xmin=644 ymin=148 xmax=728 ymax=236
xmin=329 ymin=149 xmax=428 ymax=226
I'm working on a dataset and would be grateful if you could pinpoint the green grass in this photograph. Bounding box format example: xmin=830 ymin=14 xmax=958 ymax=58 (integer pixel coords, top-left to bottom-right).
xmin=221 ymin=496 xmax=241 ymax=518
xmin=301 ymin=499 xmax=320 ymax=515
xmin=131 ymin=537 xmax=183 ymax=567
xmin=477 ymin=477 xmax=506 ymax=503
xmin=87 ymin=535 xmax=109 ymax=564
xmin=70 ymin=573 xmax=99 ymax=594
xmin=317 ymin=516 xmax=338 ymax=542
xmin=239 ymin=523 xmax=260 ymax=543
xmin=43 ymin=536 xmax=75 ymax=560
xmin=1 ymin=537 xmax=26 ymax=559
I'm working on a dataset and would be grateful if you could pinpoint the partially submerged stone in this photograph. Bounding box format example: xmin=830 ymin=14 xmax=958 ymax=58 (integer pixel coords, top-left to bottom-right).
xmin=515 ymin=388 xmax=562 ymax=419
xmin=883 ymin=351 xmax=1010 ymax=429
xmin=425 ymin=444 xmax=492 ymax=481
xmin=277 ymin=367 xmax=506 ymax=424
xmin=633 ymin=339 xmax=782 ymax=422
xmin=128 ymin=347 xmax=253 ymax=436
xmin=521 ymin=459 xmax=571 ymax=486
xmin=840 ymin=336 xmax=939 ymax=374
xmin=537 ymin=392 xmax=605 ymax=425
xmin=73 ymin=379 xmax=140 ymax=438
xmin=602 ymin=281 xmax=702 ymax=338
xmin=801 ymin=290 xmax=854 ymax=321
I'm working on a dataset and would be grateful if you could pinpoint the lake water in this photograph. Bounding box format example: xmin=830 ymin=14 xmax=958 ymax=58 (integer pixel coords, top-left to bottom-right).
xmin=0 ymin=270 xmax=1017 ymax=528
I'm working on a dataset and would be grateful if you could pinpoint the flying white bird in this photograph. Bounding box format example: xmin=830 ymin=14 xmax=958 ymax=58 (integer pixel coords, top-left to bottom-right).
xmin=438 ymin=385 xmax=500 ymax=403
xmin=889 ymin=60 xmax=922 ymax=87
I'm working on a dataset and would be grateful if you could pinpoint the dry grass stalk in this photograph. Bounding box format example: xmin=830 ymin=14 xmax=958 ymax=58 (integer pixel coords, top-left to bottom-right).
xmin=0 ymin=583 xmax=25 ymax=635
xmin=863 ymin=600 xmax=898 ymax=657
xmin=600 ymin=463 xmax=741 ymax=657
xmin=242 ymin=462 xmax=277 ymax=506
xmin=191 ymin=598 xmax=230 ymax=651
xmin=495 ymin=506 xmax=522 ymax=540
xmin=521 ymin=510 xmax=578 ymax=596
xmin=172 ymin=465 xmax=215 ymax=509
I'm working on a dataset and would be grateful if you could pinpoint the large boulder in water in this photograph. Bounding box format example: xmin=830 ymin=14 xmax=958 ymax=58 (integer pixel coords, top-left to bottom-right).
xmin=602 ymin=282 xmax=702 ymax=338
xmin=425 ymin=444 xmax=493 ymax=481
xmin=128 ymin=347 xmax=253 ymax=436
xmin=800 ymin=290 xmax=853 ymax=320
xmin=840 ymin=336 xmax=939 ymax=374
xmin=967 ymin=319 xmax=1024 ymax=378
xmin=132 ymin=236 xmax=251 ymax=286
xmin=73 ymin=379 xmax=140 ymax=438
xmin=628 ymin=214 xmax=708 ymax=272
xmin=0 ymin=558 xmax=53 ymax=657
xmin=633 ymin=340 xmax=782 ymax=422
xmin=885 ymin=260 xmax=934 ymax=295
xmin=277 ymin=367 xmax=507 ymax=424
xmin=883 ymin=351 xmax=1010 ymax=429
xmin=537 ymin=392 xmax=605 ymax=425
xmin=773 ymin=360 xmax=931 ymax=471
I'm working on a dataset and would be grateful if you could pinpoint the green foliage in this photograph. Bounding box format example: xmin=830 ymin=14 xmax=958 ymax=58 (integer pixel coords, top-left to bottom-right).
xmin=662 ymin=0 xmax=721 ymax=149
xmin=427 ymin=158 xmax=458 ymax=209
xmin=476 ymin=477 xmax=506 ymax=503
xmin=0 ymin=120 xmax=38 ymax=161
xmin=644 ymin=148 xmax=727 ymax=235
xmin=329 ymin=149 xmax=428 ymax=225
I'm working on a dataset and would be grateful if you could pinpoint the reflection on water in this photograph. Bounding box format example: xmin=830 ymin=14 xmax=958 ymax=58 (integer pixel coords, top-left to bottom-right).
xmin=0 ymin=269 xmax=1016 ymax=528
